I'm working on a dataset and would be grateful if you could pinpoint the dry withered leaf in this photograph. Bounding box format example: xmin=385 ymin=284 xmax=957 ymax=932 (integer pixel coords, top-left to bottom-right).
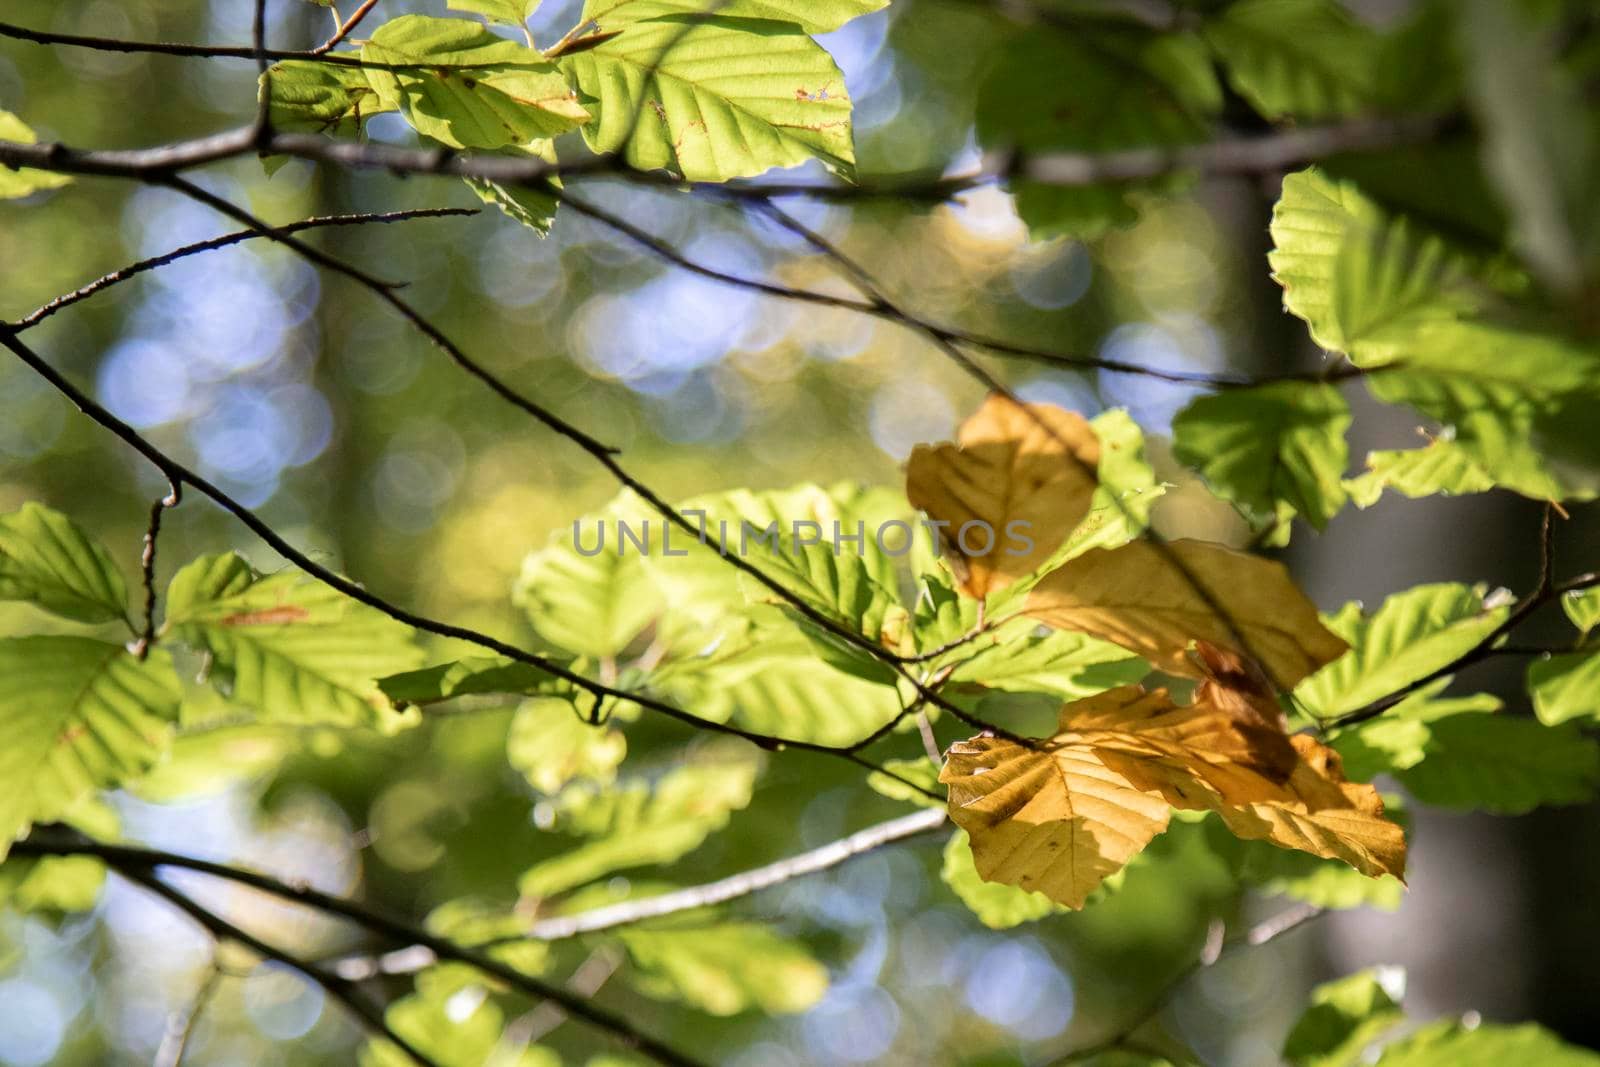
xmin=1023 ymin=538 xmax=1349 ymax=689
xmin=940 ymin=644 xmax=1404 ymax=908
xmin=906 ymin=394 xmax=1101 ymax=598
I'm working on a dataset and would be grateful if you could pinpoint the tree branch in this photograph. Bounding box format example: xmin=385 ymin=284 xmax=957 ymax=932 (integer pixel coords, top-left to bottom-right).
xmin=13 ymin=207 xmax=477 ymax=329
xmin=15 ymin=833 xmax=707 ymax=1067
xmin=131 ymin=479 xmax=181 ymax=660
xmin=118 ymin=867 xmax=446 ymax=1067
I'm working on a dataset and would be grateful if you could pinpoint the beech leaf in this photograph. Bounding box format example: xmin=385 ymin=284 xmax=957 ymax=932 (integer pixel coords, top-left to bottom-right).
xmin=906 ymin=394 xmax=1101 ymax=599
xmin=1024 ymin=538 xmax=1348 ymax=689
xmin=941 ymin=644 xmax=1403 ymax=909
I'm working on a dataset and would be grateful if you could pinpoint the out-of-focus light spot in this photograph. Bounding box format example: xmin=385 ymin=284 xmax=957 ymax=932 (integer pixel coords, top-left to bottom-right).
xmin=372 ymin=420 xmax=467 ymax=534
xmin=945 ymin=185 xmax=1029 ymax=245
xmin=245 ymin=963 xmax=326 ymax=1041
xmin=1010 ymin=242 xmax=1092 ymax=310
xmin=98 ymin=339 xmax=194 ymax=428
xmin=0 ymin=979 xmax=66 ymax=1067
xmin=1097 ymin=315 xmax=1224 ymax=432
xmin=0 ymin=368 xmax=66 ymax=460
xmin=1015 ymin=375 xmax=1100 ymax=416
xmin=802 ymin=987 xmax=901 ymax=1064
xmin=645 ymin=373 xmax=745 ymax=444
xmin=477 ymin=225 xmax=567 ymax=309
xmin=963 ymin=940 xmax=1074 ymax=1039
xmin=870 ymin=380 xmax=956 ymax=459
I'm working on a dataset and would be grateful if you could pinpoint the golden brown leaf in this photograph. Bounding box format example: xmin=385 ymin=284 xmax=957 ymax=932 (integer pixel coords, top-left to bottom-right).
xmin=906 ymin=394 xmax=1101 ymax=598
xmin=941 ymin=649 xmax=1404 ymax=908
xmin=1023 ymin=538 xmax=1348 ymax=689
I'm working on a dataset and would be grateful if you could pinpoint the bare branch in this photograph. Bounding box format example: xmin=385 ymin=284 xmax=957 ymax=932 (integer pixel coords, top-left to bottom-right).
xmin=15 ymin=834 xmax=707 ymax=1067
xmin=119 ymin=868 xmax=445 ymax=1067
xmin=313 ymin=0 xmax=380 ymax=55
xmin=130 ymin=479 xmax=181 ymax=661
xmin=521 ymin=807 xmax=947 ymax=941
xmin=14 ymin=208 xmax=477 ymax=329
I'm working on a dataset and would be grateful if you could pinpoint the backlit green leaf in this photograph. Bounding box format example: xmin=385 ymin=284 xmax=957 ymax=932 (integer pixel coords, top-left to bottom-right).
xmin=614 ymin=919 xmax=829 ymax=1015
xmin=1561 ymin=588 xmax=1600 ymax=636
xmin=0 ymin=503 xmax=128 ymax=624
xmin=364 ymin=16 xmax=589 ymax=150
xmin=1285 ymin=967 xmax=1406 ymax=1067
xmin=1173 ymin=381 xmax=1351 ymax=530
xmin=1205 ymin=0 xmax=1381 ymax=120
xmin=0 ymin=111 xmax=72 ymax=199
xmin=519 ymin=756 xmax=757 ymax=897
xmin=0 ymin=637 xmax=181 ymax=859
xmin=580 ymin=0 xmax=885 ymax=35
xmin=508 ymin=692 xmax=627 ymax=794
xmin=259 ymin=58 xmax=391 ymax=139
xmin=1345 ymin=438 xmax=1496 ymax=508
xmin=1296 ymin=583 xmax=1509 ymax=720
xmin=558 ymin=14 xmax=858 ymax=181
xmin=164 ymin=554 xmax=424 ymax=730
xmin=448 ymin=0 xmax=541 ymax=28
xmin=1528 ymin=650 xmax=1600 ymax=727
xmin=1374 ymin=1021 xmax=1600 ymax=1066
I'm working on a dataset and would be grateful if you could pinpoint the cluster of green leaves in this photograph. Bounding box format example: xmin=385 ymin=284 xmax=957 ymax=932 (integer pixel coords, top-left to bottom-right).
xmin=1278 ymin=966 xmax=1600 ymax=1067
xmin=266 ymin=0 xmax=885 ymax=231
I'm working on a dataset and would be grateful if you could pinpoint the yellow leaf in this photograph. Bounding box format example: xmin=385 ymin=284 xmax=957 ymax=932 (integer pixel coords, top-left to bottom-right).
xmin=906 ymin=394 xmax=1100 ymax=598
xmin=941 ymin=645 xmax=1404 ymax=908
xmin=1024 ymin=538 xmax=1348 ymax=689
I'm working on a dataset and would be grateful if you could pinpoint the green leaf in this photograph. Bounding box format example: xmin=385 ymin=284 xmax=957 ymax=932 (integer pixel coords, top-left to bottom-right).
xmin=259 ymin=58 xmax=391 ymax=139
xmin=1345 ymin=437 xmax=1496 ymax=508
xmin=1172 ymin=381 xmax=1351 ymax=530
xmin=1561 ymin=588 xmax=1600 ymax=636
xmin=1284 ymin=967 xmax=1406 ymax=1067
xmin=449 ymin=0 xmax=541 ymax=28
xmin=363 ymin=16 xmax=590 ymax=150
xmin=1461 ymin=0 xmax=1600 ymax=297
xmin=581 ymin=0 xmax=886 ymax=35
xmin=378 ymin=656 xmax=560 ymax=705
xmin=0 ymin=111 xmax=72 ymax=199
xmin=519 ymin=756 xmax=757 ymax=897
xmin=942 ymin=618 xmax=1149 ymax=700
xmin=1269 ymin=167 xmax=1600 ymax=499
xmin=1204 ymin=0 xmax=1381 ymax=120
xmin=941 ymin=829 xmax=1062 ymax=929
xmin=1296 ymin=583 xmax=1509 ymax=720
xmin=0 ymin=503 xmax=129 ymax=624
xmin=654 ymin=618 xmax=901 ymax=746
xmin=866 ymin=758 xmax=944 ymax=809
xmin=558 ymin=14 xmax=858 ymax=181
xmin=164 ymin=554 xmax=425 ymax=730
xmin=1383 ymin=705 xmax=1600 ymax=814
xmin=1053 ymin=408 xmax=1167 ymax=564
xmin=1329 ymin=689 xmax=1489 ymax=781
xmin=508 ymin=693 xmax=627 ymax=794
xmin=363 ymin=964 xmax=560 ymax=1067
xmin=1269 ymin=168 xmax=1493 ymax=366
xmin=514 ymin=512 xmax=663 ymax=660
xmin=1361 ymin=319 xmax=1600 ymax=501
xmin=0 ymin=797 xmax=118 ymax=915
xmin=467 ymin=176 xmax=558 ymax=236
xmin=1374 ymin=1021 xmax=1600 ymax=1067
xmin=1528 ymin=650 xmax=1600 ymax=726
xmin=0 ymin=637 xmax=181 ymax=859
xmin=976 ymin=27 xmax=1219 ymax=237
xmin=614 ymin=920 xmax=829 ymax=1015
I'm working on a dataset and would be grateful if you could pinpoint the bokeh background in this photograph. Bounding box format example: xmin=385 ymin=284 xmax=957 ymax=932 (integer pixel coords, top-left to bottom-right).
xmin=2 ymin=0 xmax=1597 ymax=1064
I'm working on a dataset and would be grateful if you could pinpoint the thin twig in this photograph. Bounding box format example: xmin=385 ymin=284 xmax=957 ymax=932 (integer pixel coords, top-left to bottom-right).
xmin=16 ymin=834 xmax=706 ymax=1067
xmin=131 ymin=479 xmax=181 ymax=660
xmin=313 ymin=0 xmax=380 ymax=54
xmin=0 ymin=324 xmax=945 ymax=801
xmin=120 ymin=868 xmax=445 ymax=1067
xmin=153 ymin=962 xmax=226 ymax=1067
xmin=14 ymin=208 xmax=477 ymax=330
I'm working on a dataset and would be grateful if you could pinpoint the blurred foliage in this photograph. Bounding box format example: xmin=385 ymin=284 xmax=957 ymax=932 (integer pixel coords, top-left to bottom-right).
xmin=5 ymin=0 xmax=1600 ymax=1065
